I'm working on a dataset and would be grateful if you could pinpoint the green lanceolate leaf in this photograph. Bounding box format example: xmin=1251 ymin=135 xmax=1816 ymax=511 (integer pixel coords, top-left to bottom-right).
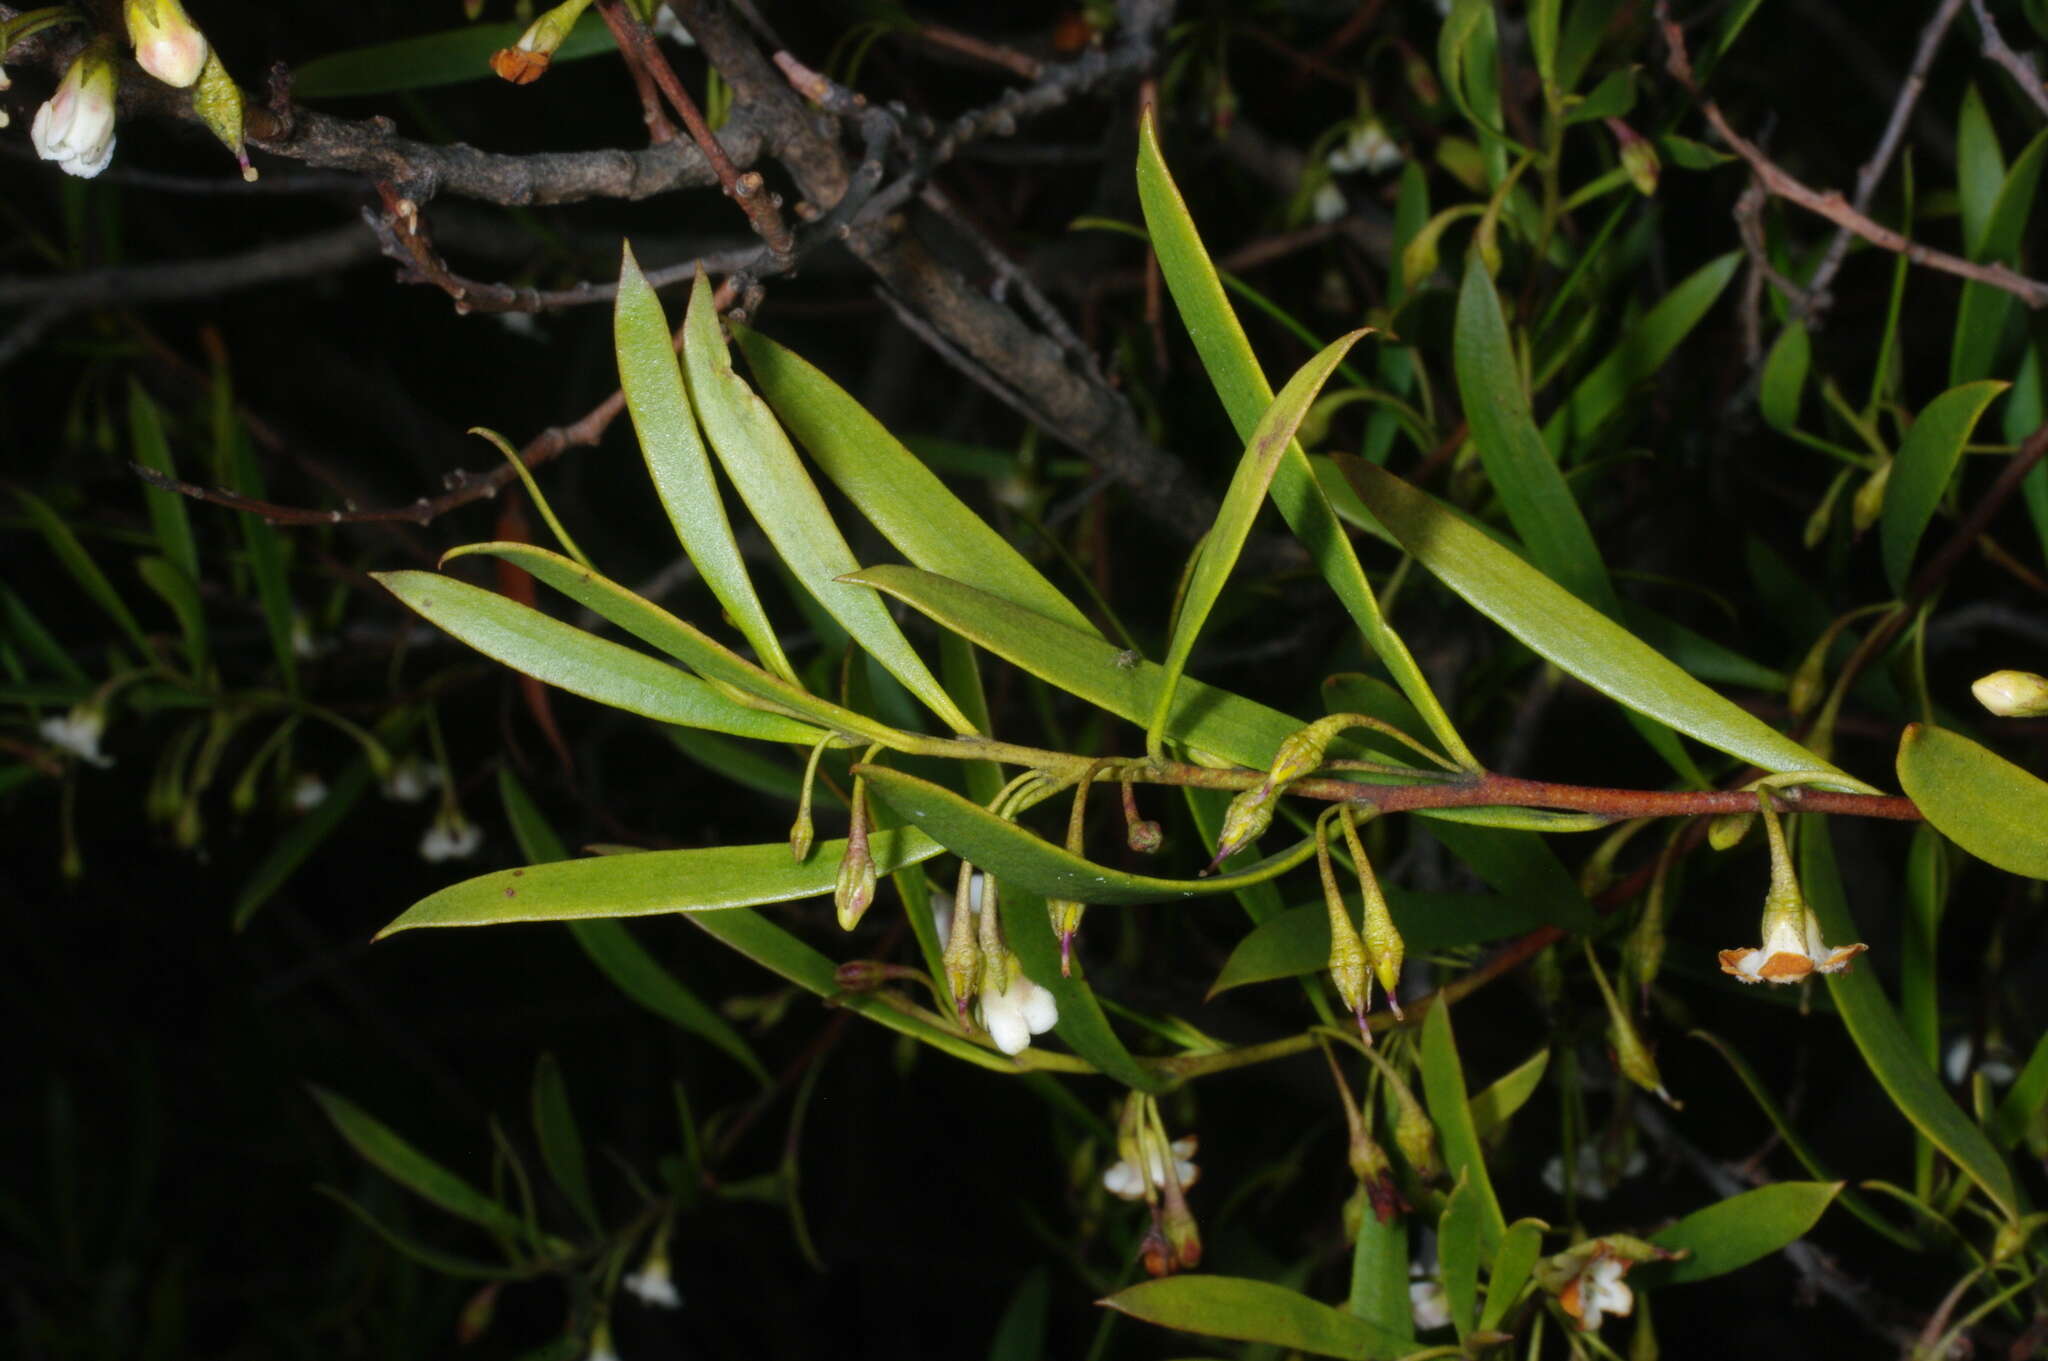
xmin=1469 ymin=1048 xmax=1550 ymax=1139
xmin=129 ymin=382 xmax=200 ymax=585
xmin=445 ymin=542 xmax=893 ymax=746
xmin=1760 ymin=323 xmax=1811 ymax=433
xmin=1439 ymin=1170 xmax=1482 ymax=1339
xmin=614 ymin=246 xmax=797 ymax=683
xmin=1135 ymin=111 xmax=1477 ymax=769
xmin=1350 ymin=1205 xmax=1416 ymax=1348
xmin=497 ymin=767 xmax=770 ymax=1084
xmin=679 ymin=273 xmax=974 ymax=734
xmin=1101 ymin=1276 xmax=1411 ymax=1360
xmin=1481 ymin=1218 xmax=1547 ymax=1331
xmin=1879 ymin=382 xmax=2009 ymax=594
xmin=291 ymin=14 xmax=612 ymax=97
xmin=1149 ymin=329 xmax=1368 ymax=755
xmin=1543 ymin=253 xmax=1741 ymax=452
xmin=1637 ymin=1182 xmax=1842 ymax=1285
xmin=309 ymin=1087 xmax=528 ymax=1240
xmin=860 ymin=764 xmax=1315 ymax=905
xmin=1801 ymin=818 xmax=2022 ymax=1218
xmin=1210 ymin=892 xmax=1560 ymax=997
xmin=375 ymin=570 xmax=825 ymax=745
xmin=315 ymin=1188 xmax=520 ymax=1279
xmin=1337 ymin=458 xmax=1875 ymax=790
xmin=530 ymin=1054 xmax=600 ymax=1234
xmin=733 ymin=327 xmax=1098 ymax=636
xmin=1421 ymin=1001 xmax=1506 ymax=1255
xmin=1951 ymin=130 xmax=2048 ymax=385
xmin=1898 ymin=723 xmax=2048 ymax=879
xmin=16 ymin=487 xmax=154 ymax=660
xmin=376 ymin=828 xmax=946 ymax=935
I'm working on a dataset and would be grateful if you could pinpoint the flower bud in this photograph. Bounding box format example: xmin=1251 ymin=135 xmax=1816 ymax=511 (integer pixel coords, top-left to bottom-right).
xmin=1972 ymin=669 xmax=2048 ymax=718
xmin=1585 ymin=943 xmax=1679 ymax=1107
xmin=193 ymin=48 xmax=256 ymax=180
xmin=1339 ymin=809 xmax=1405 ymax=1014
xmin=125 ymin=0 xmax=208 ymax=88
xmin=833 ymin=841 xmax=876 ymax=931
xmin=942 ymin=865 xmax=983 ymax=1020
xmin=1209 ymin=785 xmax=1275 ymax=868
xmin=1316 ymin=812 xmax=1373 ymax=1037
xmin=491 ymin=0 xmax=595 ymax=84
xmin=1049 ymin=898 xmax=1085 ymax=976
xmin=1606 ymin=118 xmax=1660 ymax=196
xmin=1851 ymin=457 xmax=1890 ymax=534
xmin=1707 ymin=810 xmax=1753 ymax=851
xmin=32 ymin=43 xmax=118 ymax=180
xmin=1127 ymin=819 xmax=1163 ymax=853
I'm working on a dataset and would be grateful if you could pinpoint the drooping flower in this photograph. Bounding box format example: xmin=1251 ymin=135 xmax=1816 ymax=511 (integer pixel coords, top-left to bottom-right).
xmin=1718 ymin=793 xmax=1866 ymax=984
xmin=380 ymin=754 xmax=443 ymax=803
xmin=1103 ymin=1136 xmax=1200 ymax=1200
xmin=125 ymin=0 xmax=208 ymax=88
xmin=290 ymin=772 xmax=328 ymax=812
xmin=1409 ymin=1265 xmax=1452 ymax=1331
xmin=40 ymin=704 xmax=113 ymax=767
xmin=419 ymin=806 xmax=484 ymax=862
xmin=1534 ymin=1236 xmax=1678 ymax=1331
xmin=1541 ymin=1142 xmax=1648 ymax=1201
xmin=1328 ymin=120 xmax=1402 ymax=175
xmin=978 ymin=964 xmax=1058 ymax=1055
xmin=32 ymin=44 xmax=118 ymax=179
xmin=623 ymin=1253 xmax=682 ymax=1309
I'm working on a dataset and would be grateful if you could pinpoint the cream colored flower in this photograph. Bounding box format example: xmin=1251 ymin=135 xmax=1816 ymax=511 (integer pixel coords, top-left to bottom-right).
xmin=419 ymin=807 xmax=483 ymax=862
xmin=125 ymin=0 xmax=208 ymax=88
xmin=1720 ymin=793 xmax=1866 ymax=984
xmin=1328 ymin=121 xmax=1402 ymax=175
xmin=979 ymin=970 xmax=1058 ymax=1055
xmin=623 ymin=1254 xmax=681 ymax=1309
xmin=32 ymin=47 xmax=117 ymax=179
xmin=1102 ymin=1136 xmax=1200 ymax=1200
xmin=40 ymin=705 xmax=112 ymax=767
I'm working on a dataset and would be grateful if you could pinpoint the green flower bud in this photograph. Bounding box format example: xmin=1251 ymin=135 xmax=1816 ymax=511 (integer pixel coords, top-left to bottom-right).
xmin=1973 ymin=669 xmax=2048 ymax=717
xmin=1209 ymin=784 xmax=1276 ymax=868
xmin=1338 ymin=809 xmax=1404 ymax=1013
xmin=1585 ymin=942 xmax=1678 ymax=1107
xmin=193 ymin=47 xmax=255 ymax=180
xmin=1316 ymin=812 xmax=1373 ymax=1035
xmin=1707 ymin=810 xmax=1753 ymax=851
xmin=942 ymin=864 xmax=982 ymax=1020
xmin=1606 ymin=117 xmax=1660 ymax=196
xmin=1851 ymin=457 xmax=1891 ymax=534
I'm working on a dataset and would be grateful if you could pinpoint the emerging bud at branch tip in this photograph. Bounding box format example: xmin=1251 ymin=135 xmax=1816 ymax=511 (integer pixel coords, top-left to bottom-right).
xmin=32 ymin=42 xmax=118 ymax=179
xmin=193 ymin=48 xmax=257 ymax=180
xmin=125 ymin=0 xmax=208 ymax=88
xmin=491 ymin=0 xmax=595 ymax=84
xmin=1973 ymin=669 xmax=2048 ymax=718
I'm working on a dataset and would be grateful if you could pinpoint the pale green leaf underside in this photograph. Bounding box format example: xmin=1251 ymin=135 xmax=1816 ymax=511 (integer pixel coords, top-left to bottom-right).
xmin=376 ymin=828 xmax=945 ymax=935
xmin=679 ymin=273 xmax=974 ymax=734
xmin=1336 ymin=458 xmax=1873 ymax=790
xmin=859 ymin=765 xmax=1315 ymax=905
xmin=1898 ymin=723 xmax=2048 ymax=879
xmin=375 ymin=570 xmax=824 ymax=745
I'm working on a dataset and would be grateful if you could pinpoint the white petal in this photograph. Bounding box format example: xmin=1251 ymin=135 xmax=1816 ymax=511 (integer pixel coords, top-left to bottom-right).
xmin=1311 ymin=182 xmax=1347 ymax=224
xmin=1019 ymin=980 xmax=1059 ymax=1034
xmin=624 ymin=1264 xmax=682 ymax=1308
xmin=1102 ymin=1161 xmax=1145 ymax=1199
xmin=981 ymin=989 xmax=1031 ymax=1054
xmin=1410 ymin=1281 xmax=1452 ymax=1331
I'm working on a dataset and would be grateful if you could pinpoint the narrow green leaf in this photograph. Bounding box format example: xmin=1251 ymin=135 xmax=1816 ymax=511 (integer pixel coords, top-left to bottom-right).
xmin=496 ymin=767 xmax=771 ymax=1084
xmin=679 ymin=273 xmax=973 ymax=734
xmin=1211 ymin=893 xmax=1560 ymax=997
xmin=374 ymin=570 xmax=825 ymax=745
xmin=376 ymin=828 xmax=946 ymax=935
xmin=1101 ymin=1276 xmax=1412 ymax=1359
xmin=1136 ymin=111 xmax=1477 ymax=768
xmin=15 ymin=488 xmax=154 ymax=659
xmin=229 ymin=431 xmax=298 ymax=694
xmin=310 ymin=1087 xmax=526 ymax=1240
xmin=1801 ymin=817 xmax=2022 ymax=1217
xmin=445 ymin=542 xmax=893 ymax=745
xmin=136 ymin=556 xmax=208 ymax=677
xmin=1469 ymin=1048 xmax=1550 ymax=1139
xmin=1481 ymin=1218 xmax=1547 ymax=1332
xmin=614 ymin=247 xmax=796 ymax=683
xmin=292 ymin=14 xmax=612 ymax=97
xmin=1543 ymin=253 xmax=1741 ymax=452
xmin=1150 ymin=329 xmax=1367 ymax=757
xmin=1337 ymin=457 xmax=1872 ymax=789
xmin=128 ymin=383 xmax=200 ymax=585
xmin=998 ymin=873 xmax=1167 ymax=1092
xmin=0 ymin=584 xmax=86 ymax=683
xmin=1638 ymin=1182 xmax=1842 ymax=1285
xmin=315 ymin=1187 xmax=521 ymax=1280
xmin=530 ymin=1055 xmax=600 ymax=1234
xmin=1992 ymin=1030 xmax=2048 ymax=1149
xmin=1439 ymin=0 xmax=1518 ymax=181
xmin=1690 ymin=1030 xmax=1917 ymax=1247
xmin=987 ymin=1266 xmax=1050 ymax=1361
xmin=734 ymin=327 xmax=1097 ymax=636
xmin=1956 ymin=85 xmax=2007 ymax=258
xmin=1439 ymin=1170 xmax=1482 ymax=1339
xmin=1529 ymin=0 xmax=1561 ymax=90
xmin=861 ymin=764 xmax=1313 ymax=905
xmin=1950 ymin=130 xmax=2048 ymax=384
xmin=1760 ymin=323 xmax=1812 ymax=433
xmin=1349 ymin=1203 xmax=1416 ymax=1346
xmin=686 ymin=905 xmax=1036 ymax=1075
xmin=1557 ymin=0 xmax=1625 ymax=93
xmin=1898 ymin=723 xmax=2048 ymax=879
xmin=1420 ymin=1001 xmax=1505 ymax=1255
xmin=1879 ymin=381 xmax=2008 ymax=594
xmin=663 ymin=727 xmax=808 ymax=804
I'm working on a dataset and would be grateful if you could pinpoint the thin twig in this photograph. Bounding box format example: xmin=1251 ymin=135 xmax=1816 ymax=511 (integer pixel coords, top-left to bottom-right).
xmin=911 ymin=23 xmax=1044 ymax=81
xmin=594 ymin=0 xmax=680 ymax=144
xmin=1659 ymin=0 xmax=2048 ymax=310
xmin=1967 ymin=0 xmax=2048 ymax=120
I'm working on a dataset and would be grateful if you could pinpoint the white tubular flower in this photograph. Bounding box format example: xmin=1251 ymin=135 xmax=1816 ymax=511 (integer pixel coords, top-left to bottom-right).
xmin=419 ymin=807 xmax=484 ymax=862
xmin=1719 ymin=794 xmax=1866 ymax=984
xmin=32 ymin=46 xmax=118 ymax=179
xmin=1310 ymin=181 xmax=1347 ymax=224
xmin=381 ymin=755 xmax=443 ymax=803
xmin=978 ymin=967 xmax=1058 ymax=1055
xmin=125 ymin=0 xmax=208 ymax=88
xmin=1103 ymin=1136 xmax=1200 ymax=1200
xmin=1409 ymin=1277 xmax=1452 ymax=1332
xmin=290 ymin=772 xmax=328 ymax=812
xmin=40 ymin=705 xmax=113 ymax=767
xmin=623 ymin=1255 xmax=682 ymax=1309
xmin=1972 ymin=669 xmax=2048 ymax=717
xmin=1328 ymin=120 xmax=1402 ymax=174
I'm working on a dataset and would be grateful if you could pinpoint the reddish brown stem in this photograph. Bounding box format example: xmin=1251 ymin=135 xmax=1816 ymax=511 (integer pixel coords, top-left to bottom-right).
xmin=594 ymin=0 xmax=679 ymax=144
